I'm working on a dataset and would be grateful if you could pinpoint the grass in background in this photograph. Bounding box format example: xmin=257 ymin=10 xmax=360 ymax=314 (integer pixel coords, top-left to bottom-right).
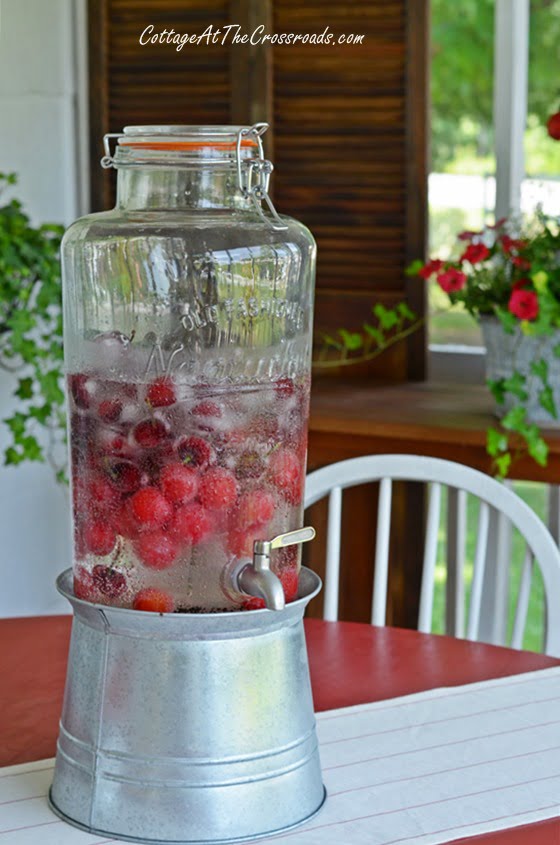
xmin=431 ymin=481 xmax=547 ymax=653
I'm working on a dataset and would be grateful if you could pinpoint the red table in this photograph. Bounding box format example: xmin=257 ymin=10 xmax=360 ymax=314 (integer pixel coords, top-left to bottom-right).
xmin=1 ymin=615 xmax=559 ymax=844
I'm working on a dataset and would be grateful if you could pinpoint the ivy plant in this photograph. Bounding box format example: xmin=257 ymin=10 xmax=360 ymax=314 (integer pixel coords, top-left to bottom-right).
xmin=313 ymin=302 xmax=422 ymax=370
xmin=0 ymin=173 xmax=66 ymax=481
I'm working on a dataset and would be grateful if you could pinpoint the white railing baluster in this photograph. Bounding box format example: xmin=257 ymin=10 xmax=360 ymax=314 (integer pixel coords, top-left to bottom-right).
xmin=371 ymin=478 xmax=393 ymax=625
xmin=323 ymin=486 xmax=342 ymax=621
xmin=446 ymin=488 xmax=467 ymax=638
xmin=467 ymin=502 xmax=490 ymax=640
xmin=418 ymin=482 xmax=442 ymax=633
xmin=511 ymin=544 xmax=533 ymax=649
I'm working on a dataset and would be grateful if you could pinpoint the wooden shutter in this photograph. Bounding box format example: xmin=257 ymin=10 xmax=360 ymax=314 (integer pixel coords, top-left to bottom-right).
xmin=88 ymin=0 xmax=428 ymax=380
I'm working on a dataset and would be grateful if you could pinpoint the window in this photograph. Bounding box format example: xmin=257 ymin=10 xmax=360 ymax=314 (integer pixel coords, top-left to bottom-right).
xmin=428 ymin=0 xmax=560 ymax=350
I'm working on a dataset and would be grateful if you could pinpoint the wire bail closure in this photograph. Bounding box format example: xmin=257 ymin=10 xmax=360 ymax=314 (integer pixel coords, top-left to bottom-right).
xmin=235 ymin=123 xmax=288 ymax=232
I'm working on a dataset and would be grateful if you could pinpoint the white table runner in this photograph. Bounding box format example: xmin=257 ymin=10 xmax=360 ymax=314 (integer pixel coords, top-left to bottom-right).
xmin=1 ymin=667 xmax=559 ymax=845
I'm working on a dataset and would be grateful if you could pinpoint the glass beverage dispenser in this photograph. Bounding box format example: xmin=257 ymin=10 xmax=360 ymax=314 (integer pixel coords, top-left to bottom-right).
xmin=62 ymin=124 xmax=316 ymax=614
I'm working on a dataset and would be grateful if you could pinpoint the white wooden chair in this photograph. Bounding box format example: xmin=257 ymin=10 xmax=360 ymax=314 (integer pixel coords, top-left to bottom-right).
xmin=304 ymin=454 xmax=560 ymax=656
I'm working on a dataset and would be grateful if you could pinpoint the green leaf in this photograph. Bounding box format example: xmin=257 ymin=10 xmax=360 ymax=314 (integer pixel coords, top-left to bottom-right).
xmin=18 ymin=435 xmax=43 ymax=462
xmin=527 ymin=436 xmax=549 ymax=467
xmin=37 ymin=369 xmax=64 ymax=405
xmin=338 ymin=329 xmax=363 ymax=351
xmin=530 ymin=358 xmax=549 ymax=383
xmin=4 ymin=447 xmax=24 ymax=466
xmin=15 ymin=377 xmax=33 ymax=400
xmin=363 ymin=323 xmax=385 ymax=346
xmin=539 ymin=386 xmax=557 ymax=418
xmin=502 ymin=372 xmax=529 ymax=401
xmin=495 ymin=307 xmax=518 ymax=335
xmin=487 ymin=378 xmax=506 ymax=405
xmin=494 ymin=453 xmax=512 ymax=478
xmin=4 ymin=412 xmax=27 ymax=438
xmin=501 ymin=406 xmax=527 ymax=432
xmin=487 ymin=427 xmax=508 ymax=457
xmin=373 ymin=304 xmax=399 ymax=330
xmin=397 ymin=302 xmax=416 ymax=322
xmin=405 ymin=259 xmax=425 ymax=276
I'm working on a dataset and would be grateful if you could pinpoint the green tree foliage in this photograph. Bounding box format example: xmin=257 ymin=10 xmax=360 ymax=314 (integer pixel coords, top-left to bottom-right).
xmin=432 ymin=0 xmax=560 ymax=171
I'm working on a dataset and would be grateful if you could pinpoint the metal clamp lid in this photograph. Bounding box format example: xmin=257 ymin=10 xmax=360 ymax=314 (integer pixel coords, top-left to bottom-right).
xmin=235 ymin=123 xmax=288 ymax=232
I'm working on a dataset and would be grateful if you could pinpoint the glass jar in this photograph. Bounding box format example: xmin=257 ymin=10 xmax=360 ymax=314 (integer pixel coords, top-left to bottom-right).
xmin=62 ymin=125 xmax=316 ymax=612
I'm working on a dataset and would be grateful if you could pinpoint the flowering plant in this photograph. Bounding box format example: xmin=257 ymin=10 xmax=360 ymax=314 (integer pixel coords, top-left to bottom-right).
xmin=409 ymin=213 xmax=560 ymax=476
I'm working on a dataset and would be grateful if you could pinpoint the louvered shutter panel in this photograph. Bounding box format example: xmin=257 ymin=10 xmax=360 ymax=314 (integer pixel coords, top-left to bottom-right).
xmin=88 ymin=0 xmax=427 ymax=380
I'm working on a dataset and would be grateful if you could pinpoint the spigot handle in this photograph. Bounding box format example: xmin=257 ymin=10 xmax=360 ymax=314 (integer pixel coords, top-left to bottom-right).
xmin=235 ymin=526 xmax=316 ymax=611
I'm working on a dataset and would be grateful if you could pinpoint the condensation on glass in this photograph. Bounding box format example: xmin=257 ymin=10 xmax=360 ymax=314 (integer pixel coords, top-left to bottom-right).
xmin=61 ymin=125 xmax=316 ymax=612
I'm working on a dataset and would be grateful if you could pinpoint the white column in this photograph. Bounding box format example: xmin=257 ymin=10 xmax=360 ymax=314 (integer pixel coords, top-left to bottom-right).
xmin=493 ymin=0 xmax=530 ymax=220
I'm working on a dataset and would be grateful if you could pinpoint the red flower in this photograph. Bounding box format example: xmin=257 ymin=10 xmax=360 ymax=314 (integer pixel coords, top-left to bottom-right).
xmin=418 ymin=259 xmax=444 ymax=279
xmin=460 ymin=243 xmax=490 ymax=264
xmin=501 ymin=235 xmax=527 ymax=255
xmin=511 ymin=255 xmax=531 ymax=270
xmin=457 ymin=230 xmax=479 ymax=242
xmin=437 ymin=268 xmax=467 ymax=293
xmin=489 ymin=217 xmax=508 ymax=230
xmin=546 ymin=112 xmax=560 ymax=141
xmin=508 ymin=289 xmax=539 ymax=321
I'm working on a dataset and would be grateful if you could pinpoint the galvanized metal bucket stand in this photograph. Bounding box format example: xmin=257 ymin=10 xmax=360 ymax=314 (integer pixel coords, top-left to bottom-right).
xmin=49 ymin=568 xmax=326 ymax=844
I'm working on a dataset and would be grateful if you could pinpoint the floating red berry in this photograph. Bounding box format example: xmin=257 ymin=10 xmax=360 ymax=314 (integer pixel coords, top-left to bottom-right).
xmin=81 ymin=475 xmax=120 ymax=517
xmin=236 ymin=490 xmax=275 ymax=528
xmin=172 ymin=502 xmax=213 ymax=544
xmin=192 ymin=401 xmax=222 ymax=418
xmin=73 ymin=566 xmax=97 ymax=601
xmin=92 ymin=565 xmax=126 ymax=597
xmin=228 ymin=525 xmax=262 ymax=558
xmin=83 ymin=522 xmax=117 ymax=556
xmin=235 ymin=450 xmax=265 ymax=480
xmin=268 ymin=448 xmax=302 ymax=504
xmin=98 ymin=399 xmax=123 ymax=422
xmin=177 ymin=436 xmax=214 ymax=470
xmin=69 ymin=374 xmax=97 ymax=409
xmin=113 ymin=500 xmax=140 ymax=539
xmin=160 ymin=464 xmax=199 ymax=505
xmin=135 ymin=531 xmax=180 ymax=569
xmin=199 ymin=467 xmax=239 ymax=510
xmin=146 ymin=377 xmax=176 ymax=408
xmin=133 ymin=418 xmax=169 ymax=448
xmin=106 ymin=460 xmax=143 ymax=494
xmin=133 ymin=587 xmax=175 ymax=613
xmin=546 ymin=111 xmax=560 ymax=141
xmin=129 ymin=486 xmax=173 ymax=530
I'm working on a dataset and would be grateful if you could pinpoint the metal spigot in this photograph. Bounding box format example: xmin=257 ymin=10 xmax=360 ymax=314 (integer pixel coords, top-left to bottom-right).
xmin=237 ymin=527 xmax=316 ymax=611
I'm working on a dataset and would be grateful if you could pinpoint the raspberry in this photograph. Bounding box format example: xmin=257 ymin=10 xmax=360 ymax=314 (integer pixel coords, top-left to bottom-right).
xmin=268 ymin=448 xmax=302 ymax=504
xmin=83 ymin=521 xmax=117 ymax=556
xmin=97 ymin=399 xmax=123 ymax=422
xmin=236 ymin=490 xmax=275 ymax=528
xmin=274 ymin=377 xmax=295 ymax=399
xmin=129 ymin=486 xmax=173 ymax=530
xmin=133 ymin=587 xmax=175 ymax=613
xmin=133 ymin=418 xmax=169 ymax=448
xmin=146 ymin=377 xmax=176 ymax=408
xmin=135 ymin=531 xmax=180 ymax=569
xmin=199 ymin=467 xmax=238 ymax=511
xmin=177 ymin=436 xmax=214 ymax=470
xmin=160 ymin=464 xmax=199 ymax=505
xmin=172 ymin=502 xmax=213 ymax=544
xmin=92 ymin=565 xmax=126 ymax=597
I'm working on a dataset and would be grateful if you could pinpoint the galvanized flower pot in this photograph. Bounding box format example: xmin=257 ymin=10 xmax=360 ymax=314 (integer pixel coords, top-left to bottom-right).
xmin=49 ymin=568 xmax=326 ymax=844
xmin=481 ymin=315 xmax=560 ymax=426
